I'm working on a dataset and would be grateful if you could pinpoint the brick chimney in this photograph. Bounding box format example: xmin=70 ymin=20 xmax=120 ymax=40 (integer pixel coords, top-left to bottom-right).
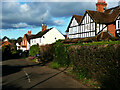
xmin=41 ymin=24 xmax=47 ymax=32
xmin=96 ymin=0 xmax=107 ymax=12
xmin=28 ymin=31 xmax=31 ymax=35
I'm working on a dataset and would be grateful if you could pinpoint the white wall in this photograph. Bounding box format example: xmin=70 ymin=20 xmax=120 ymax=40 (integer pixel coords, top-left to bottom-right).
xmin=69 ymin=13 xmax=96 ymax=39
xmin=3 ymin=38 xmax=8 ymax=42
xmin=70 ymin=18 xmax=78 ymax=27
xmin=40 ymin=28 xmax=65 ymax=45
xmin=30 ymin=27 xmax=65 ymax=46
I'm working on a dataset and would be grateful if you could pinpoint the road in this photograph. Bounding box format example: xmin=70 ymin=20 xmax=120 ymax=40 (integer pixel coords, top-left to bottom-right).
xmin=2 ymin=58 xmax=87 ymax=89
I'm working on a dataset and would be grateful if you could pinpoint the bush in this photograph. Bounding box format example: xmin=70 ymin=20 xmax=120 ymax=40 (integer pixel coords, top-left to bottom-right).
xmin=69 ymin=44 xmax=120 ymax=89
xmin=53 ymin=42 xmax=69 ymax=66
xmin=29 ymin=45 xmax=40 ymax=56
xmin=39 ymin=44 xmax=54 ymax=61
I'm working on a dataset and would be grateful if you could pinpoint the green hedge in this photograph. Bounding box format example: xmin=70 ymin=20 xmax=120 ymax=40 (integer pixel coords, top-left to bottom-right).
xmin=69 ymin=44 xmax=120 ymax=89
xmin=53 ymin=41 xmax=69 ymax=66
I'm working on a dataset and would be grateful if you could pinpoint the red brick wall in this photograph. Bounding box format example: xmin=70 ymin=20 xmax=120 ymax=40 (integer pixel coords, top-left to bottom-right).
xmin=107 ymin=24 xmax=116 ymax=37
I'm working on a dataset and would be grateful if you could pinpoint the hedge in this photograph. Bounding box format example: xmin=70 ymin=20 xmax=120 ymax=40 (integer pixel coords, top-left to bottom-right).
xmin=68 ymin=44 xmax=120 ymax=89
xmin=53 ymin=41 xmax=69 ymax=66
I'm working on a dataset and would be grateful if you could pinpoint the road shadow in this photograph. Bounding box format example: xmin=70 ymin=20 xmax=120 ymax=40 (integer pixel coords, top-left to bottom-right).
xmin=27 ymin=66 xmax=69 ymax=90
xmin=2 ymin=84 xmax=21 ymax=90
xmin=2 ymin=63 xmax=42 ymax=76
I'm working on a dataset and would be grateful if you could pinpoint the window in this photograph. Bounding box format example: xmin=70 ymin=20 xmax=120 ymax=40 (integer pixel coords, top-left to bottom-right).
xmin=118 ymin=21 xmax=120 ymax=29
xmin=40 ymin=39 xmax=41 ymax=43
xmin=109 ymin=9 xmax=114 ymax=14
xmin=73 ymin=27 xmax=77 ymax=34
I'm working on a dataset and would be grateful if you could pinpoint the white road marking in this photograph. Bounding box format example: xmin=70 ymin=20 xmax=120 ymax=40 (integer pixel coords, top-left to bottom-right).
xmin=24 ymin=70 xmax=31 ymax=83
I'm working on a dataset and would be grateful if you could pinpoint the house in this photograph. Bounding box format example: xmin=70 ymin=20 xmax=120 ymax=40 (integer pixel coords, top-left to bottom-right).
xmin=2 ymin=36 xmax=9 ymax=42
xmin=66 ymin=0 xmax=120 ymax=39
xmin=16 ymin=24 xmax=65 ymax=51
xmin=30 ymin=24 xmax=65 ymax=46
xmin=16 ymin=31 xmax=33 ymax=51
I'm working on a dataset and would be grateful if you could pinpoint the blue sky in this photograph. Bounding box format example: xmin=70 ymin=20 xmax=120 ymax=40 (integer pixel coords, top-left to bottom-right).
xmin=1 ymin=1 xmax=119 ymax=39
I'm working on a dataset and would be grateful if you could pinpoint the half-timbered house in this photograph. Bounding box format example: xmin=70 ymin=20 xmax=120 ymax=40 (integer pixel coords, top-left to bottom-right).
xmin=66 ymin=0 xmax=120 ymax=39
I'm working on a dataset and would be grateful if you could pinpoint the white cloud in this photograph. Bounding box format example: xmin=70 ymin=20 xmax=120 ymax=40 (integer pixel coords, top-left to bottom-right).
xmin=1 ymin=0 xmax=120 ymax=2
xmin=54 ymin=20 xmax=64 ymax=25
xmin=12 ymin=22 xmax=29 ymax=28
xmin=20 ymin=3 xmax=30 ymax=12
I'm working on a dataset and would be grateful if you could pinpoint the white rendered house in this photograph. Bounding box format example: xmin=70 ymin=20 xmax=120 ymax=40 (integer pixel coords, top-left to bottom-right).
xmin=30 ymin=27 xmax=65 ymax=46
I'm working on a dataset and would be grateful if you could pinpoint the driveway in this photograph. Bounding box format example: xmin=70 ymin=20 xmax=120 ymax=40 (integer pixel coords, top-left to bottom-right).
xmin=2 ymin=58 xmax=87 ymax=89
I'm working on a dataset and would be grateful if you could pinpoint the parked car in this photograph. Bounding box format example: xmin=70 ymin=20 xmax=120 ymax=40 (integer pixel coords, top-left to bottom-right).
xmin=19 ymin=50 xmax=29 ymax=58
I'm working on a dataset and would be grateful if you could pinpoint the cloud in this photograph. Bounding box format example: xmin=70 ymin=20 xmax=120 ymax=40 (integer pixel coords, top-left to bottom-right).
xmin=54 ymin=20 xmax=64 ymax=25
xmin=1 ymin=1 xmax=119 ymax=29
xmin=12 ymin=22 xmax=29 ymax=28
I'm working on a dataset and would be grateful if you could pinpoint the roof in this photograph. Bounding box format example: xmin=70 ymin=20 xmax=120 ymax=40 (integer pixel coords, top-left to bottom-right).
xmin=25 ymin=34 xmax=35 ymax=43
xmin=86 ymin=6 xmax=120 ymax=24
xmin=66 ymin=15 xmax=83 ymax=32
xmin=30 ymin=28 xmax=53 ymax=39
xmin=2 ymin=36 xmax=9 ymax=41
xmin=73 ymin=15 xmax=83 ymax=23
xmin=2 ymin=41 xmax=13 ymax=47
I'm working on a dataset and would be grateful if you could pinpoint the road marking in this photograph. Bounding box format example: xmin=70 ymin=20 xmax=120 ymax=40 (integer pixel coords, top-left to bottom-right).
xmin=24 ymin=70 xmax=31 ymax=83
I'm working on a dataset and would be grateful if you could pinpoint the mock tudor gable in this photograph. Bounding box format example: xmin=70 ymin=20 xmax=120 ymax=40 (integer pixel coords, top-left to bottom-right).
xmin=66 ymin=0 xmax=120 ymax=39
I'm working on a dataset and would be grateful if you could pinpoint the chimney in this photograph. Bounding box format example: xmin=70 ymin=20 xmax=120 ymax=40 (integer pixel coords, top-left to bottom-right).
xmin=28 ymin=31 xmax=31 ymax=35
xmin=96 ymin=0 xmax=107 ymax=12
xmin=41 ymin=24 xmax=47 ymax=32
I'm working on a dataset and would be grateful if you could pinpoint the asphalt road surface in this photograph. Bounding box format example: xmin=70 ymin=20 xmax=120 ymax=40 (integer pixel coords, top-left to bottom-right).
xmin=2 ymin=58 xmax=87 ymax=89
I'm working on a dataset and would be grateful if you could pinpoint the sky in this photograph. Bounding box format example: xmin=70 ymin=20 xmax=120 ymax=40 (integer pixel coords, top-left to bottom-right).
xmin=0 ymin=0 xmax=119 ymax=39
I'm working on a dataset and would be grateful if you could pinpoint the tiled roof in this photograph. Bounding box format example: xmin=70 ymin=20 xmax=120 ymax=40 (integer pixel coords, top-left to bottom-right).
xmin=73 ymin=15 xmax=83 ymax=23
xmin=87 ymin=6 xmax=120 ymax=24
xmin=30 ymin=28 xmax=53 ymax=39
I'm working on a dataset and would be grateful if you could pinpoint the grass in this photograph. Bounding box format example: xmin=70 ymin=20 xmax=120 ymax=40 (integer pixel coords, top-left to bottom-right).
xmin=49 ymin=62 xmax=61 ymax=69
xmin=66 ymin=40 xmax=120 ymax=46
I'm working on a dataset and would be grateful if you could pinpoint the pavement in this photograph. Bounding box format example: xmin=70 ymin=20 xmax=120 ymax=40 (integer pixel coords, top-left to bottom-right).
xmin=2 ymin=58 xmax=88 ymax=89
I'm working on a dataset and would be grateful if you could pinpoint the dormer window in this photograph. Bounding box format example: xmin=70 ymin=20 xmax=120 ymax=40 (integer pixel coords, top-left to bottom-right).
xmin=109 ymin=9 xmax=114 ymax=14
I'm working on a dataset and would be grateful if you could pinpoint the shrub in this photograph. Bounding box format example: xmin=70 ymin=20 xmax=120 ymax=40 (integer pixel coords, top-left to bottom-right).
xmin=53 ymin=42 xmax=69 ymax=66
xmin=29 ymin=45 xmax=40 ymax=56
xmin=39 ymin=44 xmax=54 ymax=62
xmin=69 ymin=44 xmax=120 ymax=89
xmin=2 ymin=45 xmax=12 ymax=60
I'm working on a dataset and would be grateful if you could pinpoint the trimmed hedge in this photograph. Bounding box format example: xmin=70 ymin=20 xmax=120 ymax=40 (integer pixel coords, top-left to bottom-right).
xmin=53 ymin=41 xmax=69 ymax=66
xmin=69 ymin=44 xmax=120 ymax=89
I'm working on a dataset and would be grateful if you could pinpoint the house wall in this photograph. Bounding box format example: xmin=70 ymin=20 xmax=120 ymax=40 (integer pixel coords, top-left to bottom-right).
xmin=96 ymin=24 xmax=107 ymax=34
xmin=70 ymin=18 xmax=78 ymax=27
xmin=116 ymin=15 xmax=120 ymax=37
xmin=30 ymin=28 xmax=65 ymax=46
xmin=69 ymin=13 xmax=96 ymax=39
xmin=107 ymin=24 xmax=116 ymax=37
xmin=3 ymin=38 xmax=8 ymax=42
xmin=40 ymin=28 xmax=65 ymax=45
xmin=30 ymin=38 xmax=41 ymax=46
